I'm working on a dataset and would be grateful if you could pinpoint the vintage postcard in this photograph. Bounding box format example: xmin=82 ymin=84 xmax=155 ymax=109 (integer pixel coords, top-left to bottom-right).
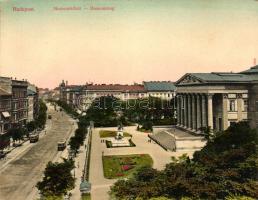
xmin=0 ymin=1 xmax=257 ymax=200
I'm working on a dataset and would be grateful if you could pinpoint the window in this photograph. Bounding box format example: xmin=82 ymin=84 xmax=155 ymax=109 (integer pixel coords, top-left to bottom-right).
xmin=244 ymin=99 xmax=248 ymax=112
xmin=229 ymin=100 xmax=236 ymax=111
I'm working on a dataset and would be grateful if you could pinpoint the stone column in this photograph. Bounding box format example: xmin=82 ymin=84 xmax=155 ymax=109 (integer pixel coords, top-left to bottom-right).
xmin=222 ymin=94 xmax=229 ymax=130
xmin=201 ymin=94 xmax=207 ymax=128
xmin=196 ymin=94 xmax=202 ymax=131
xmin=177 ymin=95 xmax=181 ymax=126
xmin=187 ymin=94 xmax=192 ymax=129
xmin=183 ymin=94 xmax=187 ymax=127
xmin=192 ymin=94 xmax=197 ymax=131
xmin=207 ymin=94 xmax=214 ymax=131
xmin=237 ymin=94 xmax=243 ymax=122
xmin=180 ymin=95 xmax=184 ymax=126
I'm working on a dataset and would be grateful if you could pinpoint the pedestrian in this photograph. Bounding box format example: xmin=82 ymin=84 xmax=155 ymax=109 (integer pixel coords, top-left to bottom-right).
xmin=45 ymin=130 xmax=47 ymax=135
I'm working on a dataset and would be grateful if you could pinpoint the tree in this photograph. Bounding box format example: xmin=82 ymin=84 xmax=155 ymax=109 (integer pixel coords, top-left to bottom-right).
xmin=68 ymin=136 xmax=80 ymax=155
xmin=27 ymin=121 xmax=37 ymax=132
xmin=36 ymin=159 xmax=75 ymax=197
xmin=111 ymin=122 xmax=258 ymax=200
xmin=8 ymin=128 xmax=27 ymax=142
xmin=0 ymin=134 xmax=10 ymax=150
xmin=38 ymin=100 xmax=47 ymax=127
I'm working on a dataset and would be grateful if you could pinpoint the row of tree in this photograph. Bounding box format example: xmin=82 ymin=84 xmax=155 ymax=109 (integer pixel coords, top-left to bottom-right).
xmin=111 ymin=122 xmax=258 ymax=199
xmin=69 ymin=127 xmax=88 ymax=156
xmin=36 ymin=101 xmax=89 ymax=198
xmin=77 ymin=96 xmax=176 ymax=130
xmin=56 ymin=100 xmax=79 ymax=118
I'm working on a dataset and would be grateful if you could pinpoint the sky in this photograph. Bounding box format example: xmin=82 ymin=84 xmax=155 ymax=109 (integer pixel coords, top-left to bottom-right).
xmin=0 ymin=0 xmax=258 ymax=89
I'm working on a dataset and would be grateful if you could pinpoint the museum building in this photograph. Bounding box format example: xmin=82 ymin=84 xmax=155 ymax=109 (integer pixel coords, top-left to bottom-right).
xmin=175 ymin=65 xmax=258 ymax=133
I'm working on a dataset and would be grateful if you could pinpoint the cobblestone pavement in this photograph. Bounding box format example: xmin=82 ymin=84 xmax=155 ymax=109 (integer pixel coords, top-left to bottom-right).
xmin=0 ymin=104 xmax=76 ymax=200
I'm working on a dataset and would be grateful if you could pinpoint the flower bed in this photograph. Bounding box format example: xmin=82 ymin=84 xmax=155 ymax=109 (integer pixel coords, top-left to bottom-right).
xmin=102 ymin=154 xmax=153 ymax=179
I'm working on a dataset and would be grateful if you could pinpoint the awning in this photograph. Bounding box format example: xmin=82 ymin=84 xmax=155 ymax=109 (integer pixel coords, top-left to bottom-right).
xmin=2 ymin=112 xmax=10 ymax=118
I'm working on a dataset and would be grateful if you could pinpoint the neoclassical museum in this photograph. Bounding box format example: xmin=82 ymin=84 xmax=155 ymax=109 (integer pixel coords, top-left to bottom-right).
xmin=175 ymin=65 xmax=258 ymax=133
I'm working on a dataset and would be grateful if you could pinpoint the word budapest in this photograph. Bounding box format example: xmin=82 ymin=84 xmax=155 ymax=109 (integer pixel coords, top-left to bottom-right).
xmin=13 ymin=7 xmax=35 ymax=12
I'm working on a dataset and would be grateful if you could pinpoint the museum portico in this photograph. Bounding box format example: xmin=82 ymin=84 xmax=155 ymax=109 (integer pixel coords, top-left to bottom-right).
xmin=176 ymin=65 xmax=258 ymax=133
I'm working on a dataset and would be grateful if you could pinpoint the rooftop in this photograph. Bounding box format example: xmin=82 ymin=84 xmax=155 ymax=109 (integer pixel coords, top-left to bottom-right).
xmin=86 ymin=84 xmax=145 ymax=92
xmin=0 ymin=88 xmax=11 ymax=96
xmin=176 ymin=65 xmax=258 ymax=85
xmin=143 ymin=81 xmax=176 ymax=91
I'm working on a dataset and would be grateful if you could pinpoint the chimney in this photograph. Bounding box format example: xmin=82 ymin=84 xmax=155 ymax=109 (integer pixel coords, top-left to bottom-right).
xmin=66 ymin=80 xmax=68 ymax=86
xmin=254 ymin=58 xmax=256 ymax=66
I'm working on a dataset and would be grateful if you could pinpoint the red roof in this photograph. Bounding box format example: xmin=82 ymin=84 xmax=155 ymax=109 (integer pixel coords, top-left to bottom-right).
xmin=86 ymin=84 xmax=145 ymax=92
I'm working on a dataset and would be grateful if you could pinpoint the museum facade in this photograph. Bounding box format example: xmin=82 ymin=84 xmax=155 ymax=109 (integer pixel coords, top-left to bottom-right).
xmin=175 ymin=65 xmax=258 ymax=133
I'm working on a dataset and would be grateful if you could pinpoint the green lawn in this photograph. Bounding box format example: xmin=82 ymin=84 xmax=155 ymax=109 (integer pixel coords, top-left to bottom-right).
xmin=81 ymin=194 xmax=91 ymax=200
xmin=103 ymin=154 xmax=153 ymax=179
xmin=99 ymin=130 xmax=131 ymax=138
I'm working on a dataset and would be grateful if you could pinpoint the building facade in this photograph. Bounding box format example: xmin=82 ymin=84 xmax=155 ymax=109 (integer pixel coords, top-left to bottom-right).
xmin=59 ymin=81 xmax=177 ymax=110
xmin=143 ymin=81 xmax=176 ymax=100
xmin=27 ymin=84 xmax=39 ymax=122
xmin=175 ymin=65 xmax=258 ymax=133
xmin=11 ymin=79 xmax=29 ymax=128
xmin=0 ymin=77 xmax=29 ymax=132
xmin=0 ymin=89 xmax=12 ymax=135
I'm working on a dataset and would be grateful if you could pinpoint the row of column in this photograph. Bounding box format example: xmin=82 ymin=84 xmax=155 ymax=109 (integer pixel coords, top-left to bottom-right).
xmin=177 ymin=93 xmax=214 ymax=132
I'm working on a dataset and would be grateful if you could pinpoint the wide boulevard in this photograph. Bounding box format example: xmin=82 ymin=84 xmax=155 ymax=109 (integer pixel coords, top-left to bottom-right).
xmin=0 ymin=103 xmax=76 ymax=200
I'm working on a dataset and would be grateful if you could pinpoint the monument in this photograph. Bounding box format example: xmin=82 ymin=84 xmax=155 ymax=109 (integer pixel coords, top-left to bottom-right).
xmin=109 ymin=125 xmax=131 ymax=147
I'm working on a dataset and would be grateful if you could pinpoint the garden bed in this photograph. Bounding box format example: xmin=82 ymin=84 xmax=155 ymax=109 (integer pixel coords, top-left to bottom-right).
xmin=102 ymin=154 xmax=153 ymax=179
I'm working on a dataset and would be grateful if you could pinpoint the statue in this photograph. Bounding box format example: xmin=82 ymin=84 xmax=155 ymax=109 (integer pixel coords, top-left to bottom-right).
xmin=116 ymin=124 xmax=124 ymax=139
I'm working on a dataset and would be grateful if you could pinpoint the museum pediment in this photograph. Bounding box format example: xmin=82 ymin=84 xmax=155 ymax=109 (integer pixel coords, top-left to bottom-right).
xmin=177 ymin=74 xmax=203 ymax=85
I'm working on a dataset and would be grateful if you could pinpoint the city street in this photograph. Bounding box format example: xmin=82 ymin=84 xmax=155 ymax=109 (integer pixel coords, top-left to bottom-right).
xmin=0 ymin=104 xmax=76 ymax=200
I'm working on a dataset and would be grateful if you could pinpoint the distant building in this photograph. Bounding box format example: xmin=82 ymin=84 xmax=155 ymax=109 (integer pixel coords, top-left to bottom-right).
xmin=59 ymin=81 xmax=83 ymax=108
xmin=143 ymin=81 xmax=176 ymax=100
xmin=38 ymin=88 xmax=49 ymax=100
xmin=58 ymin=80 xmax=177 ymax=111
xmin=84 ymin=84 xmax=146 ymax=100
xmin=175 ymin=65 xmax=258 ymax=133
xmin=48 ymin=87 xmax=60 ymax=101
xmin=27 ymin=84 xmax=39 ymax=122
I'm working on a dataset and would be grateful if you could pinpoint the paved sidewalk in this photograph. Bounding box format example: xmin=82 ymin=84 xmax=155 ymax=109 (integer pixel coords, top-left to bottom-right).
xmin=89 ymin=129 xmax=115 ymax=200
xmin=70 ymin=133 xmax=89 ymax=200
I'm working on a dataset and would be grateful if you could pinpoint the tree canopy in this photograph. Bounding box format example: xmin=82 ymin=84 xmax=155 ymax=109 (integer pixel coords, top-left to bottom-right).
xmin=36 ymin=159 xmax=75 ymax=197
xmin=111 ymin=122 xmax=258 ymax=200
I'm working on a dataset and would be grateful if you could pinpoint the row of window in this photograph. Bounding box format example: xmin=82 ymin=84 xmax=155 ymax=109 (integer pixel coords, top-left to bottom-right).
xmin=12 ymin=101 xmax=28 ymax=109
xmin=179 ymin=98 xmax=248 ymax=112
xmin=229 ymin=99 xmax=248 ymax=112
xmin=12 ymin=90 xmax=27 ymax=98
xmin=150 ymin=93 xmax=172 ymax=97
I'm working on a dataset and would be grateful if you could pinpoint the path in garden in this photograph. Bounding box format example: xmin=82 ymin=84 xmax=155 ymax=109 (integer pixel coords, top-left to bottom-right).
xmin=89 ymin=129 xmax=116 ymax=200
xmin=89 ymin=126 xmax=198 ymax=200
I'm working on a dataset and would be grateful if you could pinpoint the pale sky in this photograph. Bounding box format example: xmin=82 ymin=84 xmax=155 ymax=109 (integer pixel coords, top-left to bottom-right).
xmin=0 ymin=0 xmax=258 ymax=88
